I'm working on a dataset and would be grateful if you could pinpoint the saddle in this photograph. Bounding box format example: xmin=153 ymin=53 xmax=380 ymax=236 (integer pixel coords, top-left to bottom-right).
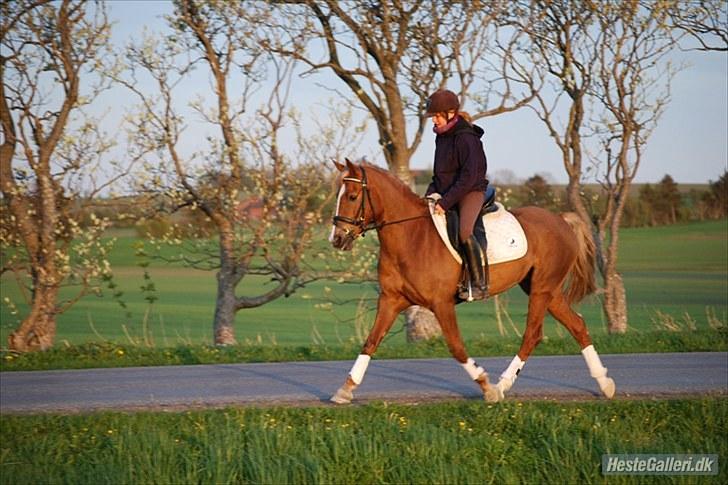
xmin=428 ymin=187 xmax=528 ymax=266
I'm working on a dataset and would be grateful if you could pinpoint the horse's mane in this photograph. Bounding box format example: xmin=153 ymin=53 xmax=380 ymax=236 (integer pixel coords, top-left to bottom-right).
xmin=361 ymin=162 xmax=426 ymax=208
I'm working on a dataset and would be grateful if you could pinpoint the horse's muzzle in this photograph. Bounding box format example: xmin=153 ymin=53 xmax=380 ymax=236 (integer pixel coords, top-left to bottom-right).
xmin=330 ymin=227 xmax=356 ymax=251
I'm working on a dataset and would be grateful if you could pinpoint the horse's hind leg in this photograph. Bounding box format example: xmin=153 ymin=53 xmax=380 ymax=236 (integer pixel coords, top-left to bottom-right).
xmin=494 ymin=291 xmax=552 ymax=401
xmin=430 ymin=301 xmax=499 ymax=402
xmin=330 ymin=293 xmax=409 ymax=404
xmin=547 ymin=294 xmax=615 ymax=399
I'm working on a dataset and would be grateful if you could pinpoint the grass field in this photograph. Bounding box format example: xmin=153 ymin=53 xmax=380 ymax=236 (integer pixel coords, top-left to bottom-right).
xmin=1 ymin=219 xmax=726 ymax=351
xmin=1 ymin=398 xmax=725 ymax=484
xmin=1 ymin=222 xmax=725 ymax=484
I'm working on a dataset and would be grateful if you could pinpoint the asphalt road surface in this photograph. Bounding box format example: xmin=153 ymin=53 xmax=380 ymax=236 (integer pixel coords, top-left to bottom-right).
xmin=1 ymin=352 xmax=726 ymax=414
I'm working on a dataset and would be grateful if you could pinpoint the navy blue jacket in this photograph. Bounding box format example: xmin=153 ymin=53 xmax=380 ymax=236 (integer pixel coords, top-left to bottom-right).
xmin=426 ymin=117 xmax=488 ymax=211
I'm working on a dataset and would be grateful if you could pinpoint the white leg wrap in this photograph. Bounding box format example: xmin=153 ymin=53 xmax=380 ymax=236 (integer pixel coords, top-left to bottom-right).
xmin=349 ymin=354 xmax=371 ymax=385
xmin=461 ymin=358 xmax=486 ymax=381
xmin=498 ymin=355 xmax=525 ymax=393
xmin=582 ymin=344 xmax=608 ymax=379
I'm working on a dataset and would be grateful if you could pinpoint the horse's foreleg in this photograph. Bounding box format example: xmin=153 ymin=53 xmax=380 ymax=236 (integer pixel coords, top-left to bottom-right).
xmin=330 ymin=294 xmax=409 ymax=405
xmin=547 ymin=295 xmax=615 ymax=399
xmin=431 ymin=301 xmax=497 ymax=402
xmin=494 ymin=292 xmax=552 ymax=401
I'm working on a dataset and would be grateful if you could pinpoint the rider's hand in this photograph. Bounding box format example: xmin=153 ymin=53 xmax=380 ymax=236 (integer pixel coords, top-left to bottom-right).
xmin=433 ymin=203 xmax=446 ymax=215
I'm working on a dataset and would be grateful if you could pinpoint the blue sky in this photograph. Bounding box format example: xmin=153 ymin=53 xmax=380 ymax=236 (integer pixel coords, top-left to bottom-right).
xmin=106 ymin=1 xmax=727 ymax=184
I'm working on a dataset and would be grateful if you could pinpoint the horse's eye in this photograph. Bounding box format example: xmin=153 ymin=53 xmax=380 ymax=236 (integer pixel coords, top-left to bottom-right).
xmin=348 ymin=193 xmax=358 ymax=201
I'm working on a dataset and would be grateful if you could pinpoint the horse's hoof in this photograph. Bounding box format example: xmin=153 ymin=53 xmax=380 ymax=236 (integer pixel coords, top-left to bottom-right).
xmin=330 ymin=387 xmax=353 ymax=404
xmin=600 ymin=377 xmax=616 ymax=399
xmin=495 ymin=379 xmax=512 ymax=394
xmin=484 ymin=384 xmax=504 ymax=403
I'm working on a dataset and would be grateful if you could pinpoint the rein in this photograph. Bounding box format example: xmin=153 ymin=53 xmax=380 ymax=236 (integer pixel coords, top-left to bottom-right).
xmin=333 ymin=165 xmax=430 ymax=238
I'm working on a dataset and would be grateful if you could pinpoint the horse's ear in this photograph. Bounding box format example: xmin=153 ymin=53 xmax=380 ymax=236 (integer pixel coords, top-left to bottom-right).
xmin=345 ymin=158 xmax=358 ymax=176
xmin=332 ymin=160 xmax=345 ymax=172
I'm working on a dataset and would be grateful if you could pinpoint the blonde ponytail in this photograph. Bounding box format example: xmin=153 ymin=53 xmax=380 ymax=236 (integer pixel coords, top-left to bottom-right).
xmin=458 ymin=111 xmax=473 ymax=125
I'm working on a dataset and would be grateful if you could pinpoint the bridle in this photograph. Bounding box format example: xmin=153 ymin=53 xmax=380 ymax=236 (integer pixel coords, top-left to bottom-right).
xmin=333 ymin=165 xmax=379 ymax=237
xmin=332 ymin=165 xmax=429 ymax=241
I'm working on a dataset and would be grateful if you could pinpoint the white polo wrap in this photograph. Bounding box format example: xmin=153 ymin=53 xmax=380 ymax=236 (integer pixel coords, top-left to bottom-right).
xmin=498 ymin=355 xmax=525 ymax=392
xmin=581 ymin=344 xmax=608 ymax=379
xmin=461 ymin=358 xmax=485 ymax=381
xmin=349 ymin=354 xmax=371 ymax=385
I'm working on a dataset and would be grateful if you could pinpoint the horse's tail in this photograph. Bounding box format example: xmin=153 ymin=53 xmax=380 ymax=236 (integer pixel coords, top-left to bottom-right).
xmin=560 ymin=212 xmax=597 ymax=304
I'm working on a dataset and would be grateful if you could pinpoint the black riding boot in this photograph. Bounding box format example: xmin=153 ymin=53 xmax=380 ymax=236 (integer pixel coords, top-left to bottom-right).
xmin=459 ymin=235 xmax=489 ymax=301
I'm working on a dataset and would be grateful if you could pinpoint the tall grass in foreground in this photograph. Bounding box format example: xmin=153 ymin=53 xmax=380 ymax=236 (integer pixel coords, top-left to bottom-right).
xmin=1 ymin=399 xmax=725 ymax=484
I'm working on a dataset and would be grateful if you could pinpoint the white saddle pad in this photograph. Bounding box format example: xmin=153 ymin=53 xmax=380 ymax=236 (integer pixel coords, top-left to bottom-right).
xmin=428 ymin=199 xmax=528 ymax=265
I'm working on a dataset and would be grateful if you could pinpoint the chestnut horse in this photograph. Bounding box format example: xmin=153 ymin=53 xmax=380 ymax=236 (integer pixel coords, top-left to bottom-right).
xmin=329 ymin=160 xmax=615 ymax=404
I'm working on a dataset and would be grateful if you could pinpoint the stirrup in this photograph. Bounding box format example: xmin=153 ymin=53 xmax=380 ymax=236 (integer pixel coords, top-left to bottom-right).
xmin=458 ymin=280 xmax=488 ymax=302
xmin=459 ymin=236 xmax=488 ymax=301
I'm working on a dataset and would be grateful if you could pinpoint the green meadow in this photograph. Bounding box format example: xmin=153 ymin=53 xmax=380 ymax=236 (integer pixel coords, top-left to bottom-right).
xmin=1 ymin=219 xmax=726 ymax=351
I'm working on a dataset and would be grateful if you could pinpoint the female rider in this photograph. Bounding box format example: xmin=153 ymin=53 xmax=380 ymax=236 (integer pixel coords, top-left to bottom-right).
xmin=425 ymin=89 xmax=489 ymax=300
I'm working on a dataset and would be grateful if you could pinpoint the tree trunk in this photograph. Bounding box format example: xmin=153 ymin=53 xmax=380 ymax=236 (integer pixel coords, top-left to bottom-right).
xmin=565 ymin=178 xmax=591 ymax=225
xmin=602 ymin=197 xmax=629 ymax=334
xmin=603 ymin=272 xmax=627 ymax=334
xmin=405 ymin=306 xmax=442 ymax=342
xmin=213 ymin=264 xmax=239 ymax=346
xmin=7 ymin=286 xmax=59 ymax=352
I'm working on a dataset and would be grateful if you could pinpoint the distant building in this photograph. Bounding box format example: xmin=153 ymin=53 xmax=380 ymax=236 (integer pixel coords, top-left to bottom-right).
xmin=235 ymin=196 xmax=270 ymax=221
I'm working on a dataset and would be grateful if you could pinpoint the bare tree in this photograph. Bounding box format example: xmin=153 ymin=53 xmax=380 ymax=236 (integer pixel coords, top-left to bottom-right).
xmin=265 ymin=0 xmax=536 ymax=340
xmin=667 ymin=0 xmax=727 ymax=51
xmin=269 ymin=0 xmax=540 ymax=180
xmin=587 ymin=1 xmax=683 ymax=333
xmin=513 ymin=0 xmax=684 ymax=333
xmin=117 ymin=0 xmax=364 ymax=345
xmin=510 ymin=1 xmax=596 ymax=225
xmin=1 ymin=0 xmax=128 ymax=351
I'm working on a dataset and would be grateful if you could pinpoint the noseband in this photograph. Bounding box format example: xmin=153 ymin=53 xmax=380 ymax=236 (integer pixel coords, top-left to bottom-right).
xmin=332 ymin=165 xmax=430 ymax=240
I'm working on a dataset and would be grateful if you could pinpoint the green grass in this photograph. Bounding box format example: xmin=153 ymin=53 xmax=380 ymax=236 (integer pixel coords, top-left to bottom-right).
xmin=1 ymin=398 xmax=725 ymax=484
xmin=1 ymin=220 xmax=726 ymax=352
xmin=2 ymin=328 xmax=726 ymax=372
xmin=617 ymin=219 xmax=727 ymax=272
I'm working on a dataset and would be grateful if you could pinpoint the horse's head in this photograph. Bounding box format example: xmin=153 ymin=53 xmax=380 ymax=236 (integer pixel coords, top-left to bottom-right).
xmin=329 ymin=159 xmax=377 ymax=251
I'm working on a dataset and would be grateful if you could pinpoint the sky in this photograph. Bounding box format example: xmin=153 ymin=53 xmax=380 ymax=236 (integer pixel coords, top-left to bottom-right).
xmin=105 ymin=0 xmax=727 ymax=185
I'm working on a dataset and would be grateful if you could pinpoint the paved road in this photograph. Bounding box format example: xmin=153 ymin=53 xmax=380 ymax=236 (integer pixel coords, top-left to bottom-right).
xmin=1 ymin=352 xmax=726 ymax=414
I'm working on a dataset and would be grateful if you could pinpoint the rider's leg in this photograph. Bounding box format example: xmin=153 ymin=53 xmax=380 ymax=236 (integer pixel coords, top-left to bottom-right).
xmin=458 ymin=191 xmax=487 ymax=300
xmin=459 ymin=237 xmax=487 ymax=300
xmin=457 ymin=191 xmax=485 ymax=241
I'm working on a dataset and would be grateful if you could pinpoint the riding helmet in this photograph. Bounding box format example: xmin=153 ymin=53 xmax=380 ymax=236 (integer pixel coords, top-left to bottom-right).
xmin=425 ymin=89 xmax=460 ymax=116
